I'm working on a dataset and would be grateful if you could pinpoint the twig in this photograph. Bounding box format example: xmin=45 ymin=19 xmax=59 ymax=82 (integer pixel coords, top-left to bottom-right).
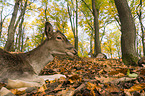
xmin=69 ymin=83 xmax=86 ymax=96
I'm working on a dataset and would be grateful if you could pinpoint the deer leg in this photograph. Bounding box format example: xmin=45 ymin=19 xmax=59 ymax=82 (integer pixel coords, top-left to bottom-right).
xmin=38 ymin=74 xmax=66 ymax=81
xmin=6 ymin=78 xmax=45 ymax=89
xmin=0 ymin=87 xmax=16 ymax=96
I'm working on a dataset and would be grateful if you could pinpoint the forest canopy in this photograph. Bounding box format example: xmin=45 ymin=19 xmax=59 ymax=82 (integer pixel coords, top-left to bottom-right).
xmin=0 ymin=0 xmax=145 ymax=58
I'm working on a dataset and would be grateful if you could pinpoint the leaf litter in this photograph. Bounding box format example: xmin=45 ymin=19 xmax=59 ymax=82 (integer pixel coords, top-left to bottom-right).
xmin=6 ymin=56 xmax=145 ymax=96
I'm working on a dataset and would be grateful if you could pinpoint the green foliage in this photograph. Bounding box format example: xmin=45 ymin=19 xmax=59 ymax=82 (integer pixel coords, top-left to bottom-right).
xmin=29 ymin=0 xmax=70 ymax=50
xmin=78 ymin=31 xmax=89 ymax=57
xmin=102 ymin=25 xmax=121 ymax=58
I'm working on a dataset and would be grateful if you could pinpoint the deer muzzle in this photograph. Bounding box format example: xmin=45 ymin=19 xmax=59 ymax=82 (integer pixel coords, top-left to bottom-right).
xmin=65 ymin=48 xmax=77 ymax=56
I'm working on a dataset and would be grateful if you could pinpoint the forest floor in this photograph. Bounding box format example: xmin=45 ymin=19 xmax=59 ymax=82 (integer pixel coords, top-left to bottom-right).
xmin=12 ymin=56 xmax=145 ymax=96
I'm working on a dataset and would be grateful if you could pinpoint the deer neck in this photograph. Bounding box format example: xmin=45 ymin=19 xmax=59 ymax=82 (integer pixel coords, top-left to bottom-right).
xmin=25 ymin=40 xmax=53 ymax=75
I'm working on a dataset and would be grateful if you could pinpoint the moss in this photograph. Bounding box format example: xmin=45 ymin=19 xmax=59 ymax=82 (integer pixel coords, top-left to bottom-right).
xmin=122 ymin=54 xmax=139 ymax=66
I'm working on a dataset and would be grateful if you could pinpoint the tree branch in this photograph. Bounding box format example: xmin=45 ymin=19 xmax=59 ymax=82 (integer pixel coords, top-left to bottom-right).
xmin=81 ymin=0 xmax=93 ymax=14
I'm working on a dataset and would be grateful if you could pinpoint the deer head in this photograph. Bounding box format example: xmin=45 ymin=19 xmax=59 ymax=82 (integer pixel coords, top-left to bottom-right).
xmin=44 ymin=22 xmax=77 ymax=56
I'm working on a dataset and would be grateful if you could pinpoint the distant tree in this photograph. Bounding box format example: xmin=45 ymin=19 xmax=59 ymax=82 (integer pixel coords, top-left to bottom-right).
xmin=92 ymin=0 xmax=101 ymax=56
xmin=4 ymin=0 xmax=20 ymax=51
xmin=114 ymin=0 xmax=138 ymax=65
xmin=17 ymin=0 xmax=28 ymax=52
xmin=136 ymin=0 xmax=145 ymax=56
xmin=0 ymin=1 xmax=11 ymax=38
xmin=81 ymin=0 xmax=116 ymax=57
xmin=80 ymin=0 xmax=94 ymax=57
xmin=67 ymin=0 xmax=79 ymax=51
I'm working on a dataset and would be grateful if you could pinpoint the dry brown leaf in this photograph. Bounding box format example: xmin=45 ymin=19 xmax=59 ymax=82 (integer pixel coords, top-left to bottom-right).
xmin=38 ymin=84 xmax=47 ymax=92
xmin=86 ymin=82 xmax=97 ymax=96
xmin=127 ymin=83 xmax=145 ymax=92
xmin=10 ymin=88 xmax=26 ymax=95
xmin=112 ymin=73 xmax=125 ymax=78
xmin=0 ymin=82 xmax=6 ymax=89
xmin=10 ymin=89 xmax=17 ymax=94
xmin=139 ymin=69 xmax=145 ymax=76
xmin=124 ymin=89 xmax=132 ymax=96
xmin=109 ymin=68 xmax=127 ymax=75
xmin=54 ymin=83 xmax=64 ymax=91
xmin=105 ymin=84 xmax=120 ymax=93
xmin=95 ymin=76 xmax=117 ymax=83
xmin=86 ymin=82 xmax=96 ymax=90
xmin=98 ymin=69 xmax=105 ymax=74
xmin=68 ymin=74 xmax=81 ymax=83
xmin=103 ymin=66 xmax=112 ymax=72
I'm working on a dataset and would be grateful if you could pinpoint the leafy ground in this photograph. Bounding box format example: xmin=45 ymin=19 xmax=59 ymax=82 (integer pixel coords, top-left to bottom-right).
xmin=10 ymin=56 xmax=145 ymax=95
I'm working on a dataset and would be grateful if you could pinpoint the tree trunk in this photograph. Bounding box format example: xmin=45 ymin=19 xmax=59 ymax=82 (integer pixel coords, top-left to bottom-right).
xmin=67 ymin=1 xmax=78 ymax=51
xmin=0 ymin=9 xmax=2 ymax=38
xmin=92 ymin=0 xmax=101 ymax=57
xmin=21 ymin=27 xmax=24 ymax=52
xmin=75 ymin=0 xmax=78 ymax=51
xmin=114 ymin=0 xmax=138 ymax=66
xmin=18 ymin=0 xmax=28 ymax=51
xmin=4 ymin=0 xmax=20 ymax=51
xmin=90 ymin=30 xmax=93 ymax=57
xmin=45 ymin=0 xmax=48 ymax=21
xmin=137 ymin=0 xmax=145 ymax=56
xmin=18 ymin=16 xmax=24 ymax=51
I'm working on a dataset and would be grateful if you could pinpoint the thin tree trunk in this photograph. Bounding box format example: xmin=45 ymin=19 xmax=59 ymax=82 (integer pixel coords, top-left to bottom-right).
xmin=21 ymin=26 xmax=25 ymax=52
xmin=114 ymin=0 xmax=138 ymax=66
xmin=92 ymin=0 xmax=101 ymax=57
xmin=80 ymin=7 xmax=94 ymax=56
xmin=4 ymin=0 xmax=20 ymax=51
xmin=67 ymin=3 xmax=75 ymax=35
xmin=45 ymin=0 xmax=48 ymax=21
xmin=67 ymin=1 xmax=78 ymax=50
xmin=22 ymin=37 xmax=29 ymax=51
xmin=75 ymin=0 xmax=78 ymax=51
xmin=18 ymin=16 xmax=24 ymax=51
xmin=0 ymin=2 xmax=12 ymax=39
xmin=18 ymin=0 xmax=28 ymax=51
xmin=137 ymin=0 xmax=145 ymax=56
xmin=0 ymin=9 xmax=2 ymax=38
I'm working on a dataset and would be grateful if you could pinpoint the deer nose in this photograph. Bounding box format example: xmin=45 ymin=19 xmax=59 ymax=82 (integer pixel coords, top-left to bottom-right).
xmin=67 ymin=47 xmax=77 ymax=55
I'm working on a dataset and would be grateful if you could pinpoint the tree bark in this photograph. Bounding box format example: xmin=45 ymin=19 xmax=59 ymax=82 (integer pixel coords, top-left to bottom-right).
xmin=92 ymin=0 xmax=101 ymax=56
xmin=4 ymin=0 xmax=20 ymax=51
xmin=114 ymin=0 xmax=138 ymax=66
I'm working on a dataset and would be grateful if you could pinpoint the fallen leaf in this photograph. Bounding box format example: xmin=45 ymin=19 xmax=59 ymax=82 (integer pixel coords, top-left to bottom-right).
xmin=127 ymin=83 xmax=145 ymax=92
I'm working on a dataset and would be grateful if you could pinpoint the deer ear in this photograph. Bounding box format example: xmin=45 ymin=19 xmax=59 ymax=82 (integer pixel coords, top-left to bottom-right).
xmin=45 ymin=22 xmax=53 ymax=38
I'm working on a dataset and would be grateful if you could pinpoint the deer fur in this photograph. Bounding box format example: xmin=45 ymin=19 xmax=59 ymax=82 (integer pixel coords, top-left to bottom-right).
xmin=0 ymin=22 xmax=77 ymax=95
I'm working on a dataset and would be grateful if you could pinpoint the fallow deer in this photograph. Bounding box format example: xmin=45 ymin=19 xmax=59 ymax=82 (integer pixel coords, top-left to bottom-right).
xmin=0 ymin=22 xmax=77 ymax=95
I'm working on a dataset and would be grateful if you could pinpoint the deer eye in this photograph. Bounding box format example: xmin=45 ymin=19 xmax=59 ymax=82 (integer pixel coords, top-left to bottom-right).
xmin=57 ymin=37 xmax=62 ymax=39
xmin=56 ymin=36 xmax=63 ymax=41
